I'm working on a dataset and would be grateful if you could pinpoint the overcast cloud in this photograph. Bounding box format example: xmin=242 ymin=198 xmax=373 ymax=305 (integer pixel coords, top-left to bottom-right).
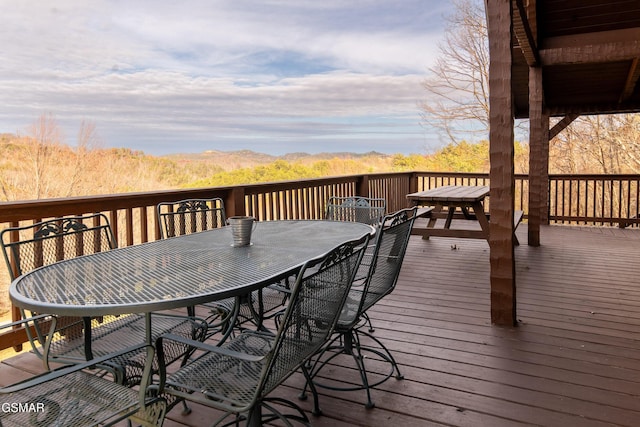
xmin=0 ymin=1 xmax=452 ymax=155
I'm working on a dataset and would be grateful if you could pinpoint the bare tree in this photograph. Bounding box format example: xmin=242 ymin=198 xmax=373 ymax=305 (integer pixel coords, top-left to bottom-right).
xmin=421 ymin=0 xmax=490 ymax=143
xmin=550 ymin=114 xmax=640 ymax=174
xmin=0 ymin=115 xmax=110 ymax=201
xmin=609 ymin=115 xmax=640 ymax=172
xmin=24 ymin=113 xmax=63 ymax=199
xmin=63 ymin=120 xmax=103 ymax=197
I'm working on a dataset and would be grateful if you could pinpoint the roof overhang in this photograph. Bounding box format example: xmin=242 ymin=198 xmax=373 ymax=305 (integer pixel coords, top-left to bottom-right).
xmin=511 ymin=0 xmax=640 ymax=119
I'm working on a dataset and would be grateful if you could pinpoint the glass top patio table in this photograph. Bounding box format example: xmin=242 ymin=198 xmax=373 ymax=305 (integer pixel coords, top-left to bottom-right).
xmin=10 ymin=220 xmax=374 ymax=317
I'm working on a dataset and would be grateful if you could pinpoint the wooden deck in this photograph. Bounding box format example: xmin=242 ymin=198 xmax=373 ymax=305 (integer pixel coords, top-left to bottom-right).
xmin=3 ymin=224 xmax=640 ymax=426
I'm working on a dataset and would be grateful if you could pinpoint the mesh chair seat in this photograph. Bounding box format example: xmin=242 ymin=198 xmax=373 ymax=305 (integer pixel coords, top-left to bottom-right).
xmin=154 ymin=234 xmax=370 ymax=425
xmin=43 ymin=313 xmax=202 ymax=357
xmin=0 ymin=318 xmax=166 ymax=427
xmin=165 ymin=331 xmax=273 ymax=409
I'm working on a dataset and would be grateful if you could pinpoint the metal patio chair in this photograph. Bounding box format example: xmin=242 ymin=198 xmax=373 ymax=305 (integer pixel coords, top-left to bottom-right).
xmin=153 ymin=233 xmax=370 ymax=426
xmin=302 ymin=207 xmax=417 ymax=408
xmin=158 ymin=198 xmax=227 ymax=238
xmin=0 ymin=316 xmax=165 ymax=427
xmin=325 ymin=195 xmax=387 ymax=329
xmin=0 ymin=214 xmax=207 ymax=384
xmin=325 ymin=196 xmax=386 ymax=227
xmin=157 ymin=198 xmax=290 ymax=337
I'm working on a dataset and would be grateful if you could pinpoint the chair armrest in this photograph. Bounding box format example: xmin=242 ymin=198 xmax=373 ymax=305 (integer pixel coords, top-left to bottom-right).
xmin=266 ymin=284 xmax=291 ymax=294
xmin=156 ymin=333 xmax=264 ymax=363
xmin=0 ymin=313 xmax=51 ymax=332
xmin=0 ymin=343 xmax=153 ymax=394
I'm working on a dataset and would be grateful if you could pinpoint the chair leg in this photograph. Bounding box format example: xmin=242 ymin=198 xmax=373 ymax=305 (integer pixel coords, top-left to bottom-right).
xmin=301 ymin=364 xmax=322 ymax=416
xmin=298 ymin=332 xmax=344 ymax=403
xmin=260 ymin=398 xmax=311 ymax=427
xmin=246 ymin=404 xmax=263 ymax=427
xmin=216 ymin=299 xmax=241 ymax=345
xmin=356 ymin=328 xmax=404 ymax=381
xmin=305 ymin=327 xmax=403 ymax=409
xmin=362 ymin=312 xmax=375 ymax=332
xmin=348 ymin=331 xmax=375 ymax=409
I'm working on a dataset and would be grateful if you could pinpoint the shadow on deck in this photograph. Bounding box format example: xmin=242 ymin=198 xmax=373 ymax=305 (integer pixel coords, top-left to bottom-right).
xmin=2 ymin=224 xmax=640 ymax=426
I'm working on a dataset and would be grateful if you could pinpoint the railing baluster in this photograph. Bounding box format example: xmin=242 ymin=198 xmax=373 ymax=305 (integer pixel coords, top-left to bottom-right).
xmin=125 ymin=207 xmax=134 ymax=246
xmin=1 ymin=171 xmax=640 ymax=251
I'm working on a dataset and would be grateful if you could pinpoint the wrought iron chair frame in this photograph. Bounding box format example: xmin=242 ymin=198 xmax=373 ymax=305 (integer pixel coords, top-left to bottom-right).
xmin=302 ymin=207 xmax=417 ymax=408
xmin=325 ymin=196 xmax=387 ymax=227
xmin=153 ymin=233 xmax=370 ymax=426
xmin=157 ymin=198 xmax=227 ymax=239
xmin=0 ymin=214 xmax=207 ymax=383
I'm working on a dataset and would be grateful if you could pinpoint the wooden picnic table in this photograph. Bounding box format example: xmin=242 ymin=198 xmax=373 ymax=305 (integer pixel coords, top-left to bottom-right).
xmin=407 ymin=185 xmax=523 ymax=244
xmin=407 ymin=185 xmax=492 ymax=241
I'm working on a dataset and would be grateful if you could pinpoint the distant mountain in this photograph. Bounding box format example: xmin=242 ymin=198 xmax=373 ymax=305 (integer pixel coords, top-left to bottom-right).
xmin=280 ymin=151 xmax=388 ymax=161
xmin=162 ymin=150 xmax=277 ymax=170
xmin=162 ymin=150 xmax=391 ymax=171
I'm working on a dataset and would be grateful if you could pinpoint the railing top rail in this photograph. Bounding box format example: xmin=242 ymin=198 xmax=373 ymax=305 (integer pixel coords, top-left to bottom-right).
xmin=547 ymin=173 xmax=640 ymax=180
xmin=413 ymin=171 xmax=530 ymax=179
xmin=0 ymin=188 xmax=233 ymax=223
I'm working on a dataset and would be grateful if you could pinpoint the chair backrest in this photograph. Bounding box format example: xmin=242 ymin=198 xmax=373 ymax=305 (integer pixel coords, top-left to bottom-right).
xmin=1 ymin=213 xmax=116 ymax=279
xmin=157 ymin=198 xmax=226 ymax=238
xmin=259 ymin=233 xmax=370 ymax=396
xmin=0 ymin=214 xmax=116 ymax=361
xmin=325 ymin=196 xmax=386 ymax=226
xmin=339 ymin=207 xmax=417 ymax=327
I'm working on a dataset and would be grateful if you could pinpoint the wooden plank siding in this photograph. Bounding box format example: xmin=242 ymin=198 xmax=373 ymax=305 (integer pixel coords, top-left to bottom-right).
xmin=2 ymin=224 xmax=640 ymax=426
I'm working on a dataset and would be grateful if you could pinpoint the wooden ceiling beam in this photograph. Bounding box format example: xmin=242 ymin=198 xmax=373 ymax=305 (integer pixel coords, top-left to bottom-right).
xmin=549 ymin=114 xmax=578 ymax=140
xmin=545 ymin=102 xmax=640 ymax=117
xmin=619 ymin=58 xmax=640 ymax=103
xmin=540 ymin=28 xmax=640 ymax=65
xmin=512 ymin=0 xmax=540 ymax=66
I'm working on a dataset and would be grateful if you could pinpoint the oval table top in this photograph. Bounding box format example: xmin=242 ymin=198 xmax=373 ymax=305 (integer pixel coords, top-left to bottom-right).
xmin=10 ymin=220 xmax=374 ymax=316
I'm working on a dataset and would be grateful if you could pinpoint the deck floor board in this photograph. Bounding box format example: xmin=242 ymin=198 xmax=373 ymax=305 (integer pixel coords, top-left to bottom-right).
xmin=2 ymin=224 xmax=640 ymax=426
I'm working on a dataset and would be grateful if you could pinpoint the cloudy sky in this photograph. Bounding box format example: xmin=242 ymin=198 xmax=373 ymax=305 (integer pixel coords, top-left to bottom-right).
xmin=1 ymin=1 xmax=453 ymax=155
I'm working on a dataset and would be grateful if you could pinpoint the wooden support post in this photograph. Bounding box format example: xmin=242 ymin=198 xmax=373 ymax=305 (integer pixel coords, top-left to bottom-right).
xmin=487 ymin=0 xmax=517 ymax=326
xmin=408 ymin=173 xmax=419 ymax=207
xmin=356 ymin=175 xmax=370 ymax=198
xmin=527 ymin=66 xmax=549 ymax=246
xmin=225 ymin=187 xmax=246 ymax=218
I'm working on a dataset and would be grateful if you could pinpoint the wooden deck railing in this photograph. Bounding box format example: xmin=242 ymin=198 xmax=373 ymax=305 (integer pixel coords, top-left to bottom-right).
xmin=548 ymin=174 xmax=640 ymax=227
xmin=0 ymin=173 xmax=416 ymax=248
xmin=412 ymin=172 xmax=640 ymax=227
xmin=1 ymin=171 xmax=639 ymax=350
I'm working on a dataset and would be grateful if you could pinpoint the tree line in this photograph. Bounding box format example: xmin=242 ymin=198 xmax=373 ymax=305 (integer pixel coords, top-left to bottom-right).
xmin=2 ymin=116 xmax=529 ymax=201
